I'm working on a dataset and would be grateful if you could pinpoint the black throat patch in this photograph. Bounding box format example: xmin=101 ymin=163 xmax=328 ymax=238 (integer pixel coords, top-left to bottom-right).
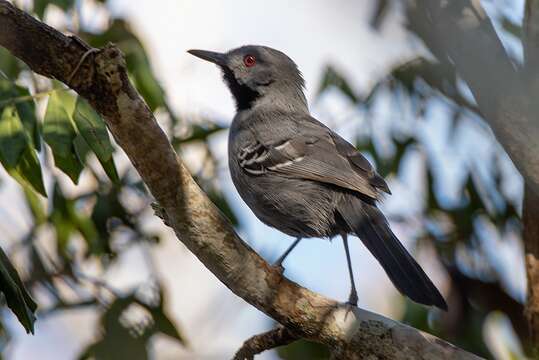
xmin=222 ymin=68 xmax=260 ymax=111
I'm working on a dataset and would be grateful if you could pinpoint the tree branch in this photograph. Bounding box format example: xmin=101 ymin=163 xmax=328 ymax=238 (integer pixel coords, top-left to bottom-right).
xmin=233 ymin=326 xmax=298 ymax=360
xmin=0 ymin=1 xmax=482 ymax=358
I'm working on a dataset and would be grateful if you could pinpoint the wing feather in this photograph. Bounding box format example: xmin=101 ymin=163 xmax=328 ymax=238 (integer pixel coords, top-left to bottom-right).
xmin=237 ymin=115 xmax=390 ymax=199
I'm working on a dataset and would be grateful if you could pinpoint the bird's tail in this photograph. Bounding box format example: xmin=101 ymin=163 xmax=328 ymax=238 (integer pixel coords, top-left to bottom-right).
xmin=338 ymin=196 xmax=447 ymax=310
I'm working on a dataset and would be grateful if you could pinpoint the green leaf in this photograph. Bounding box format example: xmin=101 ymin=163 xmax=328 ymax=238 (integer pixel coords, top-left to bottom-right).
xmin=51 ymin=185 xmax=74 ymax=255
xmin=99 ymin=157 xmax=120 ymax=184
xmin=73 ymin=134 xmax=91 ymax=162
xmin=0 ymin=48 xmax=21 ymax=79
xmin=79 ymin=295 xmax=149 ymax=360
xmin=0 ymin=245 xmax=37 ymax=334
xmin=0 ymin=79 xmax=40 ymax=150
xmin=23 ymin=186 xmax=47 ymax=225
xmin=151 ymin=306 xmax=185 ymax=344
xmin=73 ymin=98 xmax=119 ymax=183
xmin=317 ymin=65 xmax=359 ymax=103
xmin=175 ymin=123 xmax=225 ymax=145
xmin=147 ymin=287 xmax=185 ymax=344
xmin=14 ymin=85 xmax=40 ymax=151
xmin=34 ymin=0 xmax=75 ymax=19
xmin=51 ymin=184 xmax=101 ymax=257
xmin=73 ymin=98 xmax=114 ymax=160
xmin=277 ymin=338 xmax=329 ymax=359
xmin=43 ymin=92 xmax=77 ymax=157
xmin=0 ymin=106 xmax=27 ymax=167
xmin=55 ymin=87 xmax=77 ymax=116
xmin=43 ymin=92 xmax=83 ymax=183
xmin=7 ymin=147 xmax=47 ymax=197
xmin=53 ymin=152 xmax=84 ymax=184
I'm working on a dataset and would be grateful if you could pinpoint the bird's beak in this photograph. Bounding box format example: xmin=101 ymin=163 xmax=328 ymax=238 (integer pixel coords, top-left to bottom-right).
xmin=187 ymin=49 xmax=227 ymax=67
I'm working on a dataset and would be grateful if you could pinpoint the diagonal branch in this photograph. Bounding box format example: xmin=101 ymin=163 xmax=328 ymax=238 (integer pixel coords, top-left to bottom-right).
xmin=0 ymin=1 xmax=482 ymax=358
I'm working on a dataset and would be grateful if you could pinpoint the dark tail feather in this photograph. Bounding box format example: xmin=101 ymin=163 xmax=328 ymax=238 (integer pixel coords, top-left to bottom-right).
xmin=338 ymin=197 xmax=448 ymax=310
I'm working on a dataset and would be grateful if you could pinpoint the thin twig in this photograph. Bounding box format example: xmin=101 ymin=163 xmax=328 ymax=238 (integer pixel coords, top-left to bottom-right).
xmin=67 ymin=47 xmax=99 ymax=84
xmin=233 ymin=326 xmax=299 ymax=360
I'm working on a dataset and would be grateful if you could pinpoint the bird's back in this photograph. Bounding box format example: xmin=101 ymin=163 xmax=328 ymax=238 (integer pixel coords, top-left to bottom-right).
xmin=228 ymin=110 xmax=344 ymax=238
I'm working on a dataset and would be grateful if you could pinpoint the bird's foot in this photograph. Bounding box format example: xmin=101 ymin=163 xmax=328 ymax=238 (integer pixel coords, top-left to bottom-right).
xmin=344 ymin=292 xmax=358 ymax=321
xmin=271 ymin=261 xmax=285 ymax=274
xmin=347 ymin=291 xmax=358 ymax=307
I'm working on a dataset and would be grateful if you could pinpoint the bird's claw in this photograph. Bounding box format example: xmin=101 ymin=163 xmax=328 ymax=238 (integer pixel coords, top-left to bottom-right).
xmin=344 ymin=301 xmax=357 ymax=321
xmin=347 ymin=292 xmax=358 ymax=307
xmin=272 ymin=262 xmax=285 ymax=274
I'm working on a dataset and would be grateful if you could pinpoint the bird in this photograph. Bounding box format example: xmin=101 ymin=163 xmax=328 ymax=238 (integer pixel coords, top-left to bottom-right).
xmin=188 ymin=45 xmax=447 ymax=310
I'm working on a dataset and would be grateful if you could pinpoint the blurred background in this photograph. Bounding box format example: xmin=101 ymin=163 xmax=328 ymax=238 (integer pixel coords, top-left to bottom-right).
xmin=0 ymin=0 xmax=530 ymax=359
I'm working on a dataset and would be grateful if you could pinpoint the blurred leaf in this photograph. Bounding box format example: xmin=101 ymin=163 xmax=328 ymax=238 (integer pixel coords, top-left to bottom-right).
xmin=277 ymin=338 xmax=329 ymax=359
xmin=23 ymin=186 xmax=46 ymax=225
xmin=34 ymin=0 xmax=75 ymax=19
xmin=0 ymin=48 xmax=20 ymax=79
xmin=0 ymin=246 xmax=37 ymax=334
xmin=51 ymin=184 xmax=100 ymax=256
xmin=73 ymin=97 xmax=119 ymax=183
xmin=146 ymin=287 xmax=185 ymax=344
xmin=151 ymin=309 xmax=184 ymax=343
xmin=370 ymin=0 xmax=390 ymax=29
xmin=79 ymin=294 xmax=148 ymax=360
xmin=502 ymin=18 xmax=522 ymax=38
xmin=44 ymin=92 xmax=83 ymax=183
xmin=317 ymin=66 xmax=359 ymax=103
xmin=207 ymin=188 xmax=238 ymax=226
xmin=70 ymin=211 xmax=100 ymax=257
xmin=80 ymin=289 xmax=185 ymax=360
xmin=0 ymin=106 xmax=27 ymax=167
xmin=51 ymin=185 xmax=74 ymax=254
xmin=175 ymin=123 xmax=226 ymax=145
xmin=99 ymin=157 xmax=120 ymax=184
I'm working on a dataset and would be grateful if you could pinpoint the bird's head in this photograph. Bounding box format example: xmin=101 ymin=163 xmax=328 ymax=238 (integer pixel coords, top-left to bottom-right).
xmin=188 ymin=45 xmax=307 ymax=111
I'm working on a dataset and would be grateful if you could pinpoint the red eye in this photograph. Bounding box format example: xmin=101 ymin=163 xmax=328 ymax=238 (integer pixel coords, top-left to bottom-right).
xmin=243 ymin=55 xmax=256 ymax=67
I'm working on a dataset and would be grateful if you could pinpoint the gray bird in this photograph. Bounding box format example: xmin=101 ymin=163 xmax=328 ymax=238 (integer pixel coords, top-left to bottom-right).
xmin=188 ymin=45 xmax=447 ymax=310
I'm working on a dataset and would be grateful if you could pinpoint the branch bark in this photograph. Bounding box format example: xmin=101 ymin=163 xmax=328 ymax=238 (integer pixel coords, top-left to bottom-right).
xmin=233 ymin=326 xmax=298 ymax=360
xmin=0 ymin=1 xmax=482 ymax=358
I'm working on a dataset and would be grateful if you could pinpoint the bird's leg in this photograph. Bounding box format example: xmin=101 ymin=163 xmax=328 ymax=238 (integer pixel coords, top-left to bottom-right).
xmin=342 ymin=233 xmax=358 ymax=306
xmin=273 ymin=238 xmax=302 ymax=270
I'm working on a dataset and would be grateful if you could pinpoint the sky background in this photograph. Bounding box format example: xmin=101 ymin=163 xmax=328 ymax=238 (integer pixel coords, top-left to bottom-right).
xmin=1 ymin=0 xmax=526 ymax=359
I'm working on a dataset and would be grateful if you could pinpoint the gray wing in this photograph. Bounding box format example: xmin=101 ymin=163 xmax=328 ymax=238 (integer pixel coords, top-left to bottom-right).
xmin=238 ymin=115 xmax=390 ymax=200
